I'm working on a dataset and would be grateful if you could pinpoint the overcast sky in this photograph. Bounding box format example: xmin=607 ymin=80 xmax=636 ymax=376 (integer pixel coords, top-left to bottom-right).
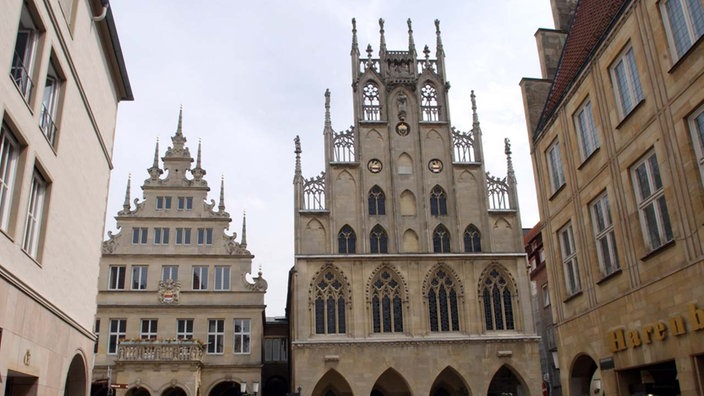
xmin=106 ymin=1 xmax=555 ymax=316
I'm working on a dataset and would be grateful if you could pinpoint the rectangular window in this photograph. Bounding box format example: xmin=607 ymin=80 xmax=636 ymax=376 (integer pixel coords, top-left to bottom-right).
xmin=140 ymin=319 xmax=158 ymax=340
xmin=156 ymin=196 xmax=172 ymax=210
xmin=108 ymin=319 xmax=126 ymax=355
xmin=542 ymin=284 xmax=550 ymax=307
xmin=573 ymin=99 xmax=599 ymax=160
xmin=234 ymin=319 xmax=251 ymax=354
xmin=161 ymin=265 xmax=178 ymax=282
xmin=689 ymin=105 xmax=704 ymax=185
xmin=662 ymin=0 xmax=704 ymax=59
xmin=177 ymin=196 xmax=193 ymax=210
xmin=40 ymin=59 xmax=61 ymax=145
xmin=193 ymin=266 xmax=208 ymax=290
xmin=132 ymin=227 xmax=148 ymax=244
xmin=610 ymin=46 xmax=644 ymax=118
xmin=175 ymin=227 xmax=191 ymax=245
xmin=546 ymin=141 xmax=566 ymax=193
xmin=0 ymin=124 xmax=20 ymax=232
xmin=177 ymin=319 xmax=193 ymax=339
xmin=590 ymin=193 xmax=620 ymax=276
xmin=631 ymin=152 xmax=673 ymax=251
xmin=558 ymin=223 xmax=581 ymax=296
xmin=11 ymin=4 xmax=40 ymax=101
xmin=22 ymin=170 xmax=46 ymax=259
xmin=207 ymin=319 xmax=224 ymax=354
xmin=131 ymin=265 xmax=148 ymax=290
xmin=154 ymin=227 xmax=170 ymax=244
xmin=214 ymin=266 xmax=230 ymax=291
xmin=197 ymin=227 xmax=213 ymax=245
xmin=264 ymin=338 xmax=287 ymax=362
xmin=93 ymin=319 xmax=100 ymax=353
xmin=109 ymin=266 xmax=126 ymax=290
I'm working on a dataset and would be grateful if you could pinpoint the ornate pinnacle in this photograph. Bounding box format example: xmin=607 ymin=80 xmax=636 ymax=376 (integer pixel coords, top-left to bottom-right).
xmin=147 ymin=139 xmax=163 ymax=180
xmin=423 ymin=45 xmax=431 ymax=69
xmin=294 ymin=135 xmax=302 ymax=177
xmin=435 ymin=19 xmax=444 ymax=56
xmin=218 ymin=176 xmax=225 ymax=213
xmin=241 ymin=211 xmax=247 ymax=248
xmin=122 ymin=174 xmax=131 ymax=212
xmin=505 ymin=138 xmax=516 ymax=183
xmin=351 ymin=18 xmax=359 ymax=55
xmin=176 ymin=105 xmax=183 ymax=137
xmin=324 ymin=89 xmax=331 ymax=130
xmin=196 ymin=139 xmax=202 ymax=168
xmin=407 ymin=18 xmax=416 ymax=54
xmin=378 ymin=18 xmax=386 ymax=53
xmin=191 ymin=140 xmax=206 ymax=181
xmin=471 ymin=90 xmax=480 ymax=128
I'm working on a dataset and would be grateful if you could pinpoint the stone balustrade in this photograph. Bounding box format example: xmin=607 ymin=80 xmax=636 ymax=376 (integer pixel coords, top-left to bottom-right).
xmin=117 ymin=340 xmax=204 ymax=362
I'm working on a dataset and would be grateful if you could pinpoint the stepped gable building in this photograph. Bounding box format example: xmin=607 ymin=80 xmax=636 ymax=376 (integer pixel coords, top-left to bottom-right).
xmin=521 ymin=0 xmax=704 ymax=394
xmin=1 ymin=0 xmax=131 ymax=395
xmin=287 ymin=18 xmax=540 ymax=396
xmin=93 ymin=111 xmax=267 ymax=396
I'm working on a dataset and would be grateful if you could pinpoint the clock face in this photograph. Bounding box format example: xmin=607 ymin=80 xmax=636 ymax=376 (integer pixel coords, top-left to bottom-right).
xmin=396 ymin=122 xmax=410 ymax=136
xmin=368 ymin=159 xmax=383 ymax=173
xmin=428 ymin=159 xmax=443 ymax=173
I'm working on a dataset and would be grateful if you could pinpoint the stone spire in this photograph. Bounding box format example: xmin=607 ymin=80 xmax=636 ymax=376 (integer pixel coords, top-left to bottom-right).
xmin=471 ymin=90 xmax=480 ymax=129
xmin=324 ymin=89 xmax=332 ymax=132
xmin=191 ymin=139 xmax=206 ymax=181
xmin=505 ymin=138 xmax=515 ymax=184
xmin=218 ymin=176 xmax=226 ymax=213
xmin=241 ymin=211 xmax=247 ymax=248
xmin=471 ymin=90 xmax=484 ymax=162
xmin=122 ymin=174 xmax=131 ymax=212
xmin=378 ymin=18 xmax=386 ymax=54
xmin=434 ymin=19 xmax=444 ymax=57
xmin=351 ymin=18 xmax=359 ymax=56
xmin=407 ymin=18 xmax=416 ymax=55
xmin=147 ymin=139 xmax=162 ymax=180
xmin=294 ymin=135 xmax=302 ymax=180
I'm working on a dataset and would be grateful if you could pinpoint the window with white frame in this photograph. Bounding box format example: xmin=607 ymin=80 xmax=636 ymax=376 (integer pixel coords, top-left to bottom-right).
xmin=108 ymin=319 xmax=126 ymax=355
xmin=132 ymin=227 xmax=148 ymax=244
xmin=573 ymin=98 xmax=599 ymax=160
xmin=11 ymin=4 xmax=40 ymax=101
xmin=689 ymin=105 xmax=704 ymax=185
xmin=207 ymin=319 xmax=224 ymax=354
xmin=154 ymin=227 xmax=169 ymax=244
xmin=542 ymin=284 xmax=550 ymax=307
xmin=22 ymin=170 xmax=47 ymax=259
xmin=661 ymin=0 xmax=704 ymax=60
xmin=546 ymin=141 xmax=566 ymax=193
xmin=0 ymin=124 xmax=20 ymax=232
xmin=156 ymin=196 xmax=171 ymax=210
xmin=162 ymin=265 xmax=178 ymax=282
xmin=175 ymin=227 xmax=191 ymax=245
xmin=214 ymin=266 xmax=230 ymax=290
xmin=590 ymin=193 xmax=620 ymax=276
xmin=40 ymin=59 xmax=61 ymax=145
xmin=177 ymin=196 xmax=193 ymax=210
xmin=131 ymin=265 xmax=148 ymax=290
xmin=234 ymin=319 xmax=251 ymax=354
xmin=140 ymin=319 xmax=157 ymax=340
xmin=631 ymin=152 xmax=673 ymax=251
xmin=177 ymin=319 xmax=193 ymax=339
xmin=558 ymin=223 xmax=581 ymax=296
xmin=109 ymin=265 xmax=126 ymax=290
xmin=193 ymin=266 xmax=208 ymax=290
xmin=610 ymin=46 xmax=644 ymax=118
xmin=197 ymin=227 xmax=213 ymax=245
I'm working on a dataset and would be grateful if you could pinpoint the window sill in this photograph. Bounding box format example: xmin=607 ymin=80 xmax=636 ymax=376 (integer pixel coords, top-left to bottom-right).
xmin=596 ymin=268 xmax=622 ymax=285
xmin=548 ymin=183 xmax=566 ymax=201
xmin=668 ymin=34 xmax=704 ymax=73
xmin=577 ymin=146 xmax=600 ymax=170
xmin=0 ymin=227 xmax=15 ymax=243
xmin=615 ymin=99 xmax=645 ymax=130
xmin=640 ymin=239 xmax=675 ymax=261
xmin=562 ymin=290 xmax=582 ymax=303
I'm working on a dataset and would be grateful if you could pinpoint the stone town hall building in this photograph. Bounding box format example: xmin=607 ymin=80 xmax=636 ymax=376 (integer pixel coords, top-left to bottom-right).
xmin=287 ymin=19 xmax=540 ymax=396
xmin=92 ymin=112 xmax=267 ymax=396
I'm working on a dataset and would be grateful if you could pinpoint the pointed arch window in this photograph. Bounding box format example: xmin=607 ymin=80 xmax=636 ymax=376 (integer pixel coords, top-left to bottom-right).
xmin=368 ymin=186 xmax=386 ymax=215
xmin=338 ymin=225 xmax=356 ymax=254
xmin=421 ymin=82 xmax=439 ymax=121
xmin=370 ymin=269 xmax=404 ymax=333
xmin=430 ymin=185 xmax=447 ymax=216
xmin=463 ymin=225 xmax=481 ymax=252
xmin=363 ymin=81 xmax=381 ymax=121
xmin=313 ymin=267 xmax=347 ymax=334
xmin=427 ymin=267 xmax=460 ymax=331
xmin=433 ymin=225 xmax=450 ymax=253
xmin=481 ymin=268 xmax=515 ymax=330
xmin=370 ymin=224 xmax=388 ymax=254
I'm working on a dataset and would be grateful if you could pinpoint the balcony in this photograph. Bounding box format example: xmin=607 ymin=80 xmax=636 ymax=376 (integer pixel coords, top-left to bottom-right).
xmin=117 ymin=340 xmax=204 ymax=362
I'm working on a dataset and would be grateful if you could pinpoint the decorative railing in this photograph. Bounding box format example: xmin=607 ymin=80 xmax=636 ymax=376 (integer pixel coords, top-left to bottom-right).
xmin=451 ymin=127 xmax=476 ymax=163
xmin=363 ymin=105 xmax=381 ymax=121
xmin=10 ymin=52 xmax=34 ymax=101
xmin=332 ymin=127 xmax=355 ymax=162
xmin=421 ymin=105 xmax=439 ymax=122
xmin=117 ymin=340 xmax=204 ymax=362
xmin=303 ymin=172 xmax=326 ymax=210
xmin=39 ymin=104 xmax=57 ymax=145
xmin=486 ymin=173 xmax=510 ymax=210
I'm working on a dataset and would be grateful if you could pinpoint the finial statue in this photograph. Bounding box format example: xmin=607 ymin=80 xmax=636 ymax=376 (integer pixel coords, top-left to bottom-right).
xmin=378 ymin=18 xmax=386 ymax=52
xmin=351 ymin=18 xmax=359 ymax=55
xmin=294 ymin=135 xmax=301 ymax=155
xmin=397 ymin=91 xmax=407 ymax=120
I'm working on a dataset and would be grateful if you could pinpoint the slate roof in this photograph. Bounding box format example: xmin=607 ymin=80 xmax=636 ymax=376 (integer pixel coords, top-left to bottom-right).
xmin=535 ymin=0 xmax=631 ymax=137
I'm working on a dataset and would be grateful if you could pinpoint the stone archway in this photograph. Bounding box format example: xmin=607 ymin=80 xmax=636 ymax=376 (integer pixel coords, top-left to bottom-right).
xmin=64 ymin=354 xmax=87 ymax=396
xmin=569 ymin=354 xmax=598 ymax=396
xmin=208 ymin=381 xmax=241 ymax=396
xmin=487 ymin=365 xmax=527 ymax=396
xmin=262 ymin=376 xmax=288 ymax=396
xmin=430 ymin=366 xmax=470 ymax=396
xmin=370 ymin=368 xmax=411 ymax=396
xmin=310 ymin=369 xmax=352 ymax=396
xmin=162 ymin=387 xmax=187 ymax=396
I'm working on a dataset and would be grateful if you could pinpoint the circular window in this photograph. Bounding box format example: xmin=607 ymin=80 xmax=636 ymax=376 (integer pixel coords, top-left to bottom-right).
xmin=368 ymin=159 xmax=383 ymax=173
xmin=396 ymin=122 xmax=410 ymax=136
xmin=428 ymin=159 xmax=443 ymax=173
